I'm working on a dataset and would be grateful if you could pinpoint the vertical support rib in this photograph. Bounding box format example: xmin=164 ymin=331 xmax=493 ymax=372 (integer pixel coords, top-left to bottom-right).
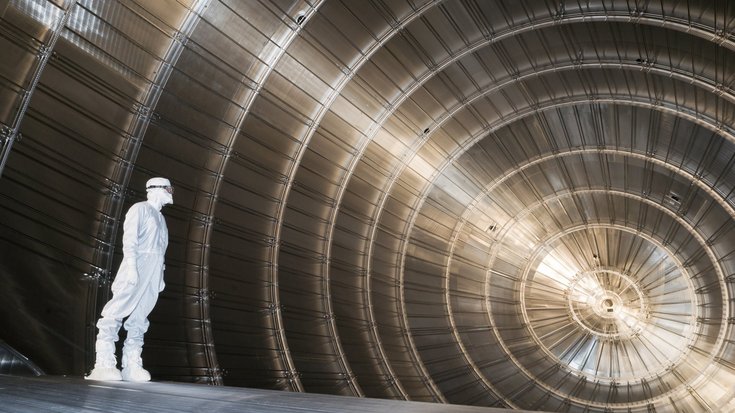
xmin=0 ymin=0 xmax=76 ymax=177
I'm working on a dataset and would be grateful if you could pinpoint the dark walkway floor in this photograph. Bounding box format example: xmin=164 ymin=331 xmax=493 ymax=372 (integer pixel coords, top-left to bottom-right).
xmin=0 ymin=374 xmax=542 ymax=413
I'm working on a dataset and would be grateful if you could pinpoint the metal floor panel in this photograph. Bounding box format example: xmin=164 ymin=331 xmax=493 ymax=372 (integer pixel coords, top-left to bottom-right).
xmin=0 ymin=375 xmax=535 ymax=413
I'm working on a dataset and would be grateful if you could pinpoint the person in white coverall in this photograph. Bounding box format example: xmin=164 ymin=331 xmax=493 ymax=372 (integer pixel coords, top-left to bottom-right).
xmin=86 ymin=177 xmax=173 ymax=382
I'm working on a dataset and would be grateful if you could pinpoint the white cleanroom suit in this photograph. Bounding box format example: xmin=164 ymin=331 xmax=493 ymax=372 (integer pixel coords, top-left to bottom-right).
xmin=86 ymin=177 xmax=173 ymax=382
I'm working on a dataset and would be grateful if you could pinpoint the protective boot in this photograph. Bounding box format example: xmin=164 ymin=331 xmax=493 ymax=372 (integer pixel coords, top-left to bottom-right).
xmin=85 ymin=341 xmax=122 ymax=381
xmin=121 ymin=346 xmax=151 ymax=382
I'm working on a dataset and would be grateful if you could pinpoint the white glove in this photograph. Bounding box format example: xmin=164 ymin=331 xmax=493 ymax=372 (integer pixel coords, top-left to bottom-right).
xmin=127 ymin=270 xmax=139 ymax=286
xmin=126 ymin=258 xmax=139 ymax=286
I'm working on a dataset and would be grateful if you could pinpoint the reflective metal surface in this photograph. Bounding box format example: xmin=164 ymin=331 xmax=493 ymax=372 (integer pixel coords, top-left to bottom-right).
xmin=0 ymin=374 xmax=544 ymax=413
xmin=0 ymin=1 xmax=734 ymax=411
xmin=0 ymin=340 xmax=44 ymax=376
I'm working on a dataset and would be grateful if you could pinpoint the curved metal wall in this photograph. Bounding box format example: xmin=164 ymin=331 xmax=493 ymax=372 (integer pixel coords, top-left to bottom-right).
xmin=1 ymin=0 xmax=734 ymax=411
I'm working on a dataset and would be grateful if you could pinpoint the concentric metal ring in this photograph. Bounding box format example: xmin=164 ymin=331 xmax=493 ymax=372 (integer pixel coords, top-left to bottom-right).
xmin=566 ymin=268 xmax=649 ymax=340
xmin=519 ymin=226 xmax=700 ymax=389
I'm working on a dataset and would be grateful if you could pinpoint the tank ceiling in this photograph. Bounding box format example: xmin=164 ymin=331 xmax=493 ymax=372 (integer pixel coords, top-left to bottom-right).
xmin=1 ymin=0 xmax=734 ymax=411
